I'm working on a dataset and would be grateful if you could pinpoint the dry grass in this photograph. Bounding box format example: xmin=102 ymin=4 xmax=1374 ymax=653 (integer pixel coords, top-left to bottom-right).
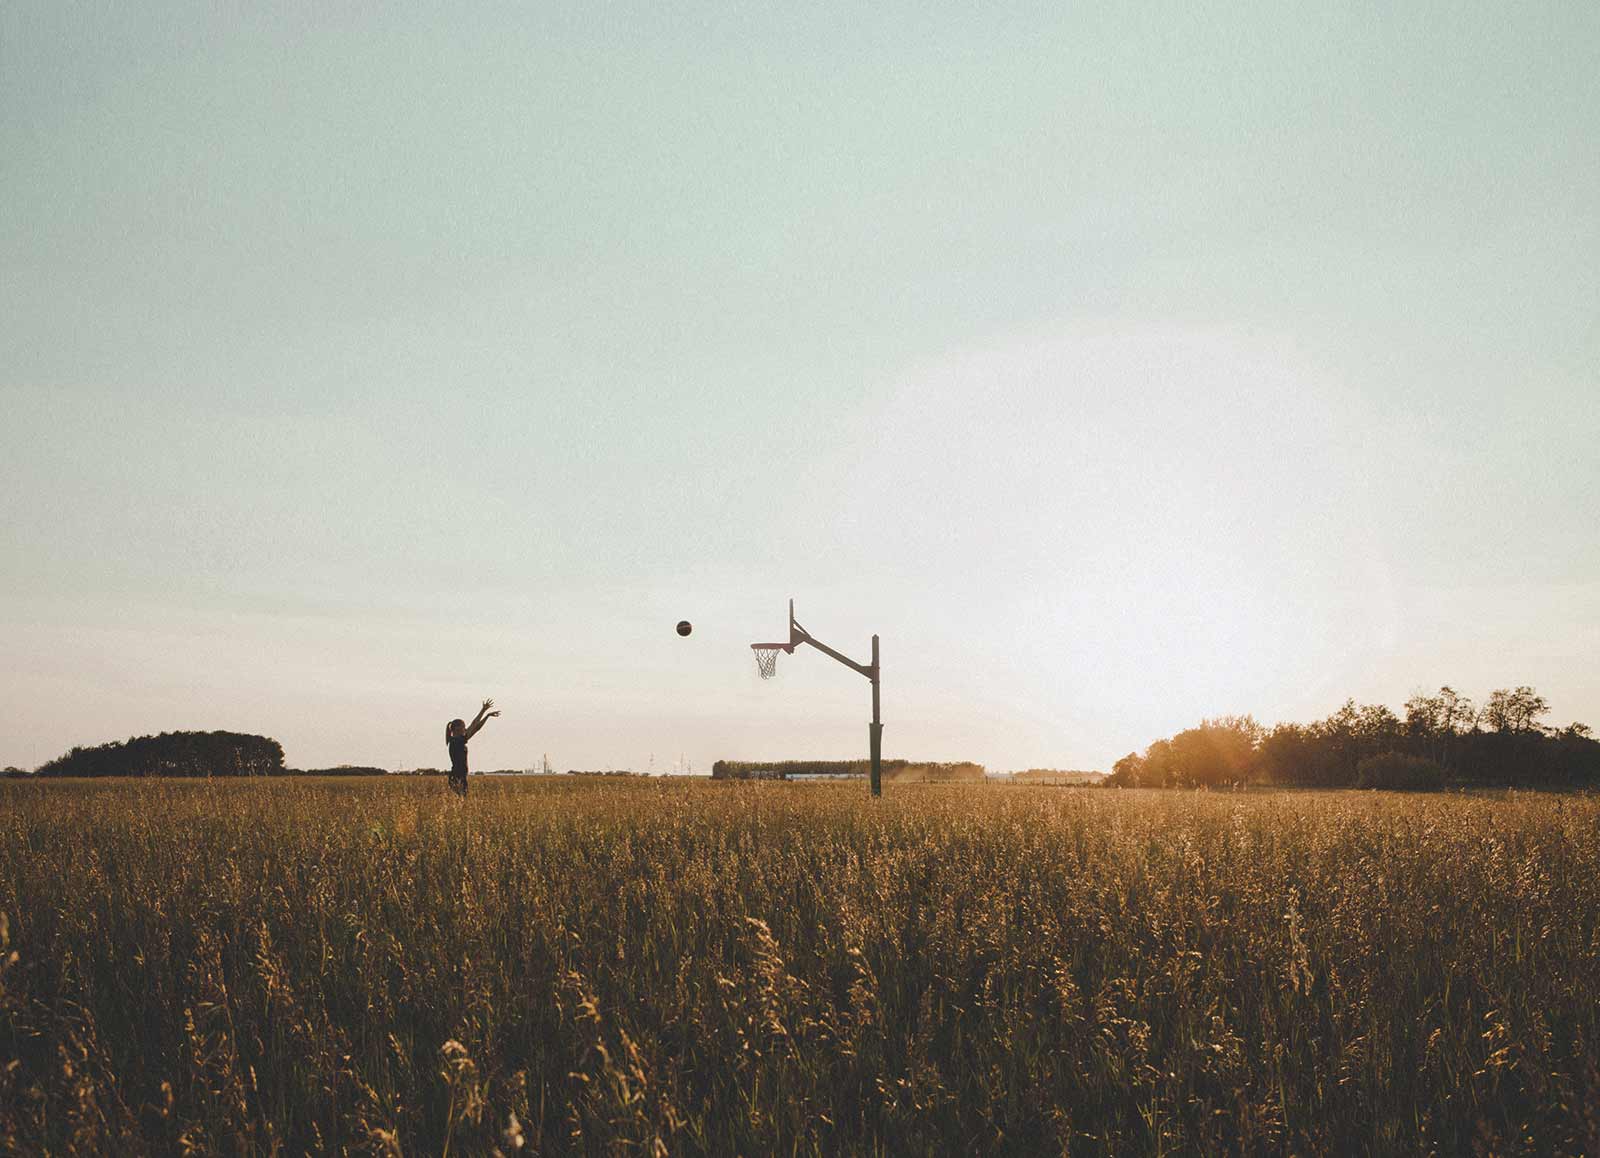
xmin=2 ymin=779 xmax=1598 ymax=1155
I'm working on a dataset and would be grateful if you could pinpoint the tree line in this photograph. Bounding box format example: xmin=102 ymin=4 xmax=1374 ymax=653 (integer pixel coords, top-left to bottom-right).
xmin=712 ymin=759 xmax=986 ymax=782
xmin=35 ymin=731 xmax=287 ymax=778
xmin=1106 ymin=686 xmax=1599 ymax=790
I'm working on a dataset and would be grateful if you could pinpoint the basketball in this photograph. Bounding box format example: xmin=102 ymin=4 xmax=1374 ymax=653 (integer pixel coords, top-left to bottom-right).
xmin=676 ymin=620 xmax=693 ymax=636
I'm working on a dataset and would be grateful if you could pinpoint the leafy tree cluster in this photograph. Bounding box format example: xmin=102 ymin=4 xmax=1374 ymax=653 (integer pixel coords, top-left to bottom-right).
xmin=1107 ymin=687 xmax=1599 ymax=790
xmin=711 ymin=759 xmax=985 ymax=781
xmin=35 ymin=731 xmax=285 ymax=778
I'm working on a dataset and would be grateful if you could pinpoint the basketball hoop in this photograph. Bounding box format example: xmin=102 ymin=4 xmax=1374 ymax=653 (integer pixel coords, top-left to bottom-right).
xmin=750 ymin=643 xmax=790 ymax=679
xmin=748 ymin=598 xmax=884 ymax=795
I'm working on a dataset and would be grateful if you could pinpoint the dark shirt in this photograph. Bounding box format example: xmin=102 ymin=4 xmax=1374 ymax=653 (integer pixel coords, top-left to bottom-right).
xmin=448 ymin=735 xmax=468 ymax=775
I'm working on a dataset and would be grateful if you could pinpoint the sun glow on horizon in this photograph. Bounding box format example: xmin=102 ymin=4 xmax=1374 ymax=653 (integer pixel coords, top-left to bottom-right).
xmin=781 ymin=321 xmax=1412 ymax=760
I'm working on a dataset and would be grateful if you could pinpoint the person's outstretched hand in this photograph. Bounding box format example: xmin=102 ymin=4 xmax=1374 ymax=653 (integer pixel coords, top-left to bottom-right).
xmin=481 ymin=697 xmax=495 ymax=714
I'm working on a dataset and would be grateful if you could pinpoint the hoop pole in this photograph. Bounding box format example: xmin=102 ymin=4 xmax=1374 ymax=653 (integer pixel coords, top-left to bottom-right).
xmin=869 ymin=633 xmax=882 ymax=798
xmin=756 ymin=599 xmax=884 ymax=798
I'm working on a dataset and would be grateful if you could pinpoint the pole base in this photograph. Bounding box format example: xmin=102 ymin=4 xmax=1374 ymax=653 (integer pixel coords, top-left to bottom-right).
xmin=869 ymin=722 xmax=883 ymax=797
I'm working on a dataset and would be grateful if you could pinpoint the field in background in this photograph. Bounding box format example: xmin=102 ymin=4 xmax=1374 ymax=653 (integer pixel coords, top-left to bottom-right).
xmin=3 ymin=779 xmax=1598 ymax=1155
xmin=1005 ymin=770 xmax=1108 ymax=786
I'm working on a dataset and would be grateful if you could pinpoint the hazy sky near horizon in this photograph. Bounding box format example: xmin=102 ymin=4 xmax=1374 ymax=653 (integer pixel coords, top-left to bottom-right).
xmin=3 ymin=2 xmax=1597 ymax=773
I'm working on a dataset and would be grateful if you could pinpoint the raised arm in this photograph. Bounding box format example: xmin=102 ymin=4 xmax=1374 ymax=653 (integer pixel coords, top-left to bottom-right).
xmin=464 ymin=697 xmax=499 ymax=740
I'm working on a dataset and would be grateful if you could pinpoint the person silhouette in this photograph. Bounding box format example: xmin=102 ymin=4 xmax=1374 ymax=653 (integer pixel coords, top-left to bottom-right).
xmin=445 ymin=698 xmax=498 ymax=796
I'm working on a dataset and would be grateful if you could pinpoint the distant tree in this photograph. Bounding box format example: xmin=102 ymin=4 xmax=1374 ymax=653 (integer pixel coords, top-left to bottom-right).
xmin=36 ymin=731 xmax=285 ymax=777
xmin=1355 ymin=703 xmax=1402 ymax=748
xmin=1404 ymin=686 xmax=1478 ymax=767
xmin=1303 ymin=700 xmax=1361 ymax=786
xmin=1257 ymin=721 xmax=1347 ymax=787
xmin=1256 ymin=722 xmax=1302 ymax=785
xmin=1287 ymin=700 xmax=1409 ymax=786
xmin=1164 ymin=717 xmax=1260 ymax=788
xmin=1550 ymin=725 xmax=1600 ymax=784
xmin=1142 ymin=738 xmax=1176 ymax=787
xmin=1131 ymin=684 xmax=1595 ymax=791
xmin=1405 ymin=686 xmax=1477 ymax=735
xmin=1442 ymin=687 xmax=1479 ymax=733
xmin=1403 ymin=692 xmax=1440 ymax=736
xmin=1109 ymin=719 xmax=1262 ymax=789
xmin=1107 ymin=751 xmax=1145 ymax=788
xmin=1481 ymin=686 xmax=1550 ymax=734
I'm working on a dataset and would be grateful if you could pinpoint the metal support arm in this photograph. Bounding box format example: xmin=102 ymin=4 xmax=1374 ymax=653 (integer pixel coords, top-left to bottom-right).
xmin=795 ymin=628 xmax=875 ymax=680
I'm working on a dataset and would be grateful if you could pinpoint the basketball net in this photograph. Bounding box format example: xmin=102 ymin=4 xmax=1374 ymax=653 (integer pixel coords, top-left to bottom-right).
xmin=752 ymin=644 xmax=783 ymax=679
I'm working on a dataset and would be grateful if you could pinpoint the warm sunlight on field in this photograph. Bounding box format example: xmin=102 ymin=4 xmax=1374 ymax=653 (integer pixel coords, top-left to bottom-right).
xmin=3 ymin=778 xmax=1597 ymax=1154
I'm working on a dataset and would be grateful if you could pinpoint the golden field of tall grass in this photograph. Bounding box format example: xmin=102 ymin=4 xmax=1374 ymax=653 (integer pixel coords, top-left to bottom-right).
xmin=2 ymin=778 xmax=1597 ymax=1155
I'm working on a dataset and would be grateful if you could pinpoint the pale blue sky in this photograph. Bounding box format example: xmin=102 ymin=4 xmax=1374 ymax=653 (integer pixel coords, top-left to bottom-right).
xmin=3 ymin=2 xmax=1596 ymax=772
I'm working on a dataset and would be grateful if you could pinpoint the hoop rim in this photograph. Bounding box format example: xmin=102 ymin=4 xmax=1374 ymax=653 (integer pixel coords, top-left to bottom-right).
xmin=750 ymin=642 xmax=795 ymax=654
